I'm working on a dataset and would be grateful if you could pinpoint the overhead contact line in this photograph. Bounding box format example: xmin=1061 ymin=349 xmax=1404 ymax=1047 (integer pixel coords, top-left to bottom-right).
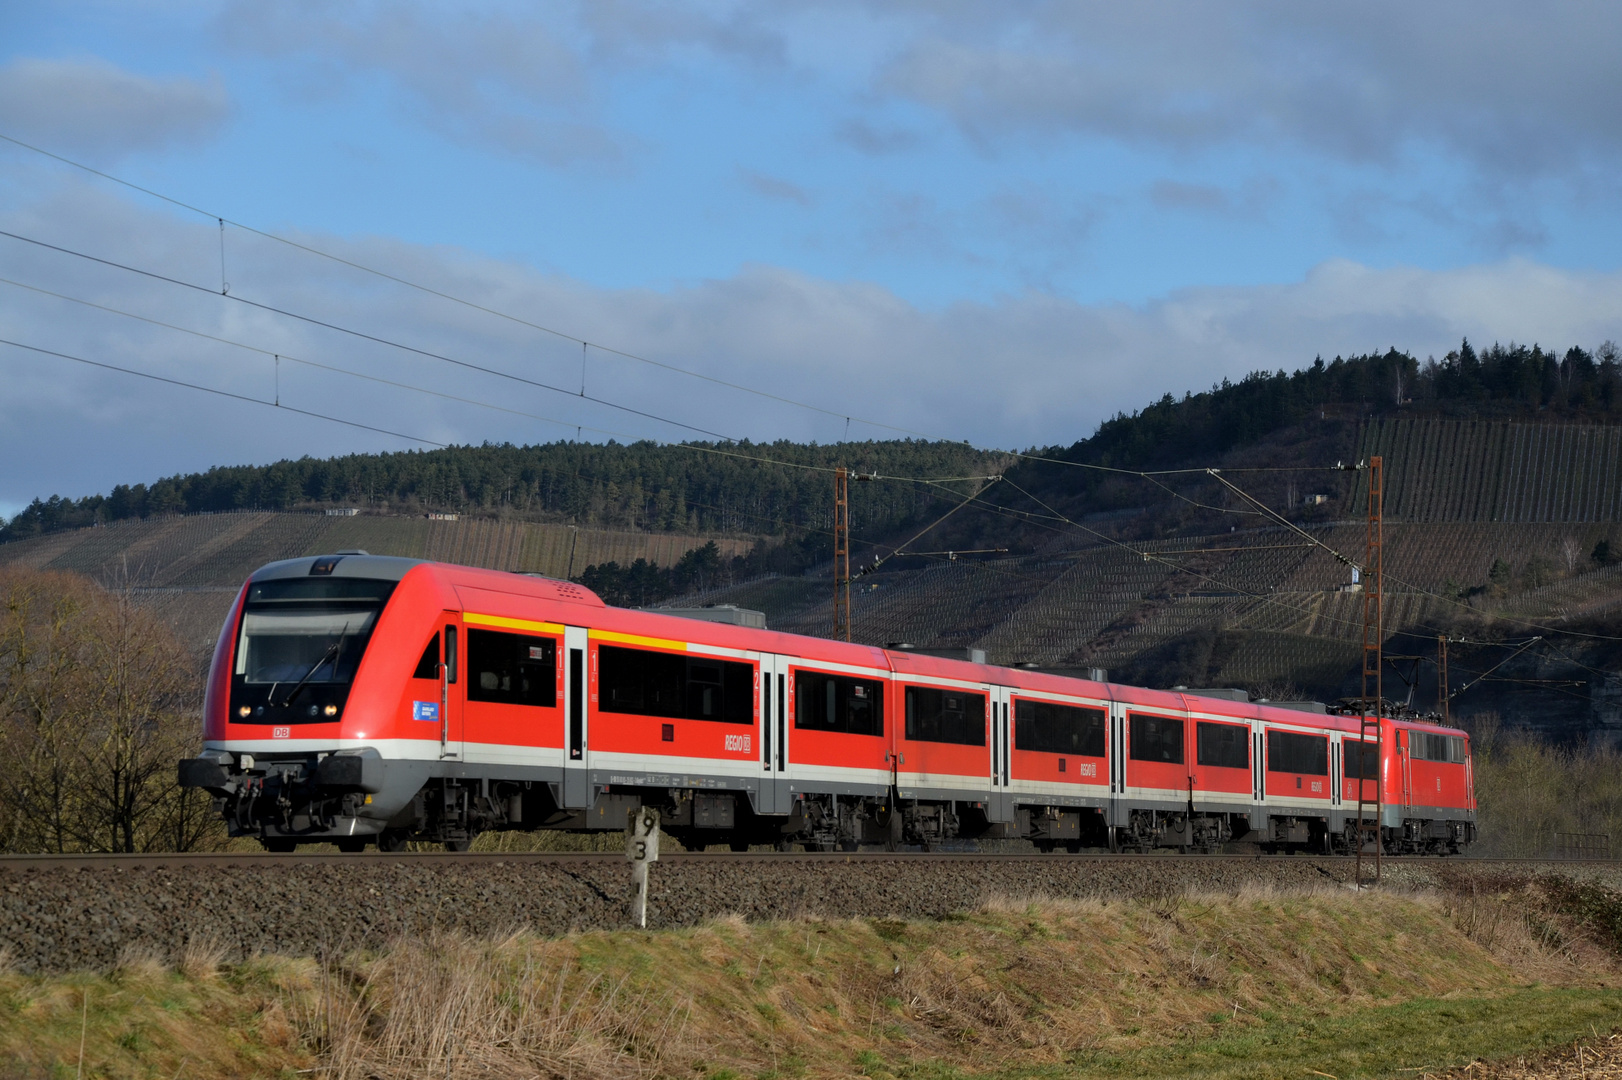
xmin=0 ymin=338 xmax=448 ymax=448
xmin=1 ymin=130 xmax=1363 ymax=481
xmin=0 ymin=228 xmax=741 ymax=443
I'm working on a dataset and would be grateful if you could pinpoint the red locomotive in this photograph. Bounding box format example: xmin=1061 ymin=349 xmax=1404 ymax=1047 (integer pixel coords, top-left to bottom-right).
xmin=178 ymin=554 xmax=1477 ymax=854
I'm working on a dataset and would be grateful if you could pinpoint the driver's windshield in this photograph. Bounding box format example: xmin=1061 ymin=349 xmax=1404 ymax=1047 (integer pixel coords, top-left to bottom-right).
xmin=229 ymin=575 xmax=396 ymax=722
xmin=235 ymin=610 xmax=378 ymax=685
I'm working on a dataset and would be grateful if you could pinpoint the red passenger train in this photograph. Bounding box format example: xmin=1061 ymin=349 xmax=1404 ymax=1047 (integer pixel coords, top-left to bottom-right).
xmin=178 ymin=554 xmax=1477 ymax=854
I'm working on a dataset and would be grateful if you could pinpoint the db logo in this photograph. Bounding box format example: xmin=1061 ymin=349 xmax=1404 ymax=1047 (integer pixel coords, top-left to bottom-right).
xmin=272 ymin=727 xmax=291 ymax=739
xmin=1310 ymin=780 xmax=1323 ymax=793
xmin=723 ymin=733 xmax=752 ymax=753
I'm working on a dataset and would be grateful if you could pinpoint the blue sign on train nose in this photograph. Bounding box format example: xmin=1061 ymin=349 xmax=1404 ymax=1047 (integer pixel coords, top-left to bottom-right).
xmin=413 ymin=701 xmax=440 ymax=722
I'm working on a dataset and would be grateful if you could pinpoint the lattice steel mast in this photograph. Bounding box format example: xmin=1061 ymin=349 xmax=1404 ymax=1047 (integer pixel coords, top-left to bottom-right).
xmin=1355 ymin=456 xmax=1384 ymax=886
xmin=833 ymin=466 xmax=851 ymax=641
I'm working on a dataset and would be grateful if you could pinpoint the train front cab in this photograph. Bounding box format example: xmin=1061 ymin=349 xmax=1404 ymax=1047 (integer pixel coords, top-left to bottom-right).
xmin=1388 ymin=722 xmax=1477 ymax=853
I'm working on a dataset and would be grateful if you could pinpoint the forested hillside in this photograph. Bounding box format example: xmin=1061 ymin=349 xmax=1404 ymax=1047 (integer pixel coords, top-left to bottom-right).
xmin=7 ymin=338 xmax=1622 ymax=740
xmin=6 ymin=339 xmax=1618 ymax=547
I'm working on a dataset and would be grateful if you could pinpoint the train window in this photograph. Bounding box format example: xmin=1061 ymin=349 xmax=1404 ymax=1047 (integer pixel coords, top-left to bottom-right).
xmin=1344 ymin=741 xmax=1379 ymax=779
xmin=1014 ymin=699 xmax=1106 ymax=756
xmin=1411 ymin=732 xmax=1467 ymax=763
xmin=598 ymin=645 xmax=752 ymax=724
xmin=412 ymin=636 xmax=438 ymax=680
xmin=1267 ymin=730 xmax=1328 ymax=775
xmin=1128 ymin=714 xmax=1184 ymax=764
xmin=794 ymin=671 xmax=884 ymax=737
xmin=467 ymin=629 xmax=556 ymax=708
xmin=1196 ymin=722 xmax=1249 ymax=769
xmin=904 ymin=686 xmax=986 ymax=746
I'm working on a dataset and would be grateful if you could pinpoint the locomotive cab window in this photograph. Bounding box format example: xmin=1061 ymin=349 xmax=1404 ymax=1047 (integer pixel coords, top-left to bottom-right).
xmin=1128 ymin=714 xmax=1184 ymax=764
xmin=1014 ymin=699 xmax=1106 ymax=756
xmin=794 ymin=670 xmax=884 ymax=736
xmin=904 ymin=686 xmax=985 ymax=746
xmin=467 ymin=628 xmax=556 ymax=708
xmin=598 ymin=645 xmax=752 ymax=724
xmin=1267 ymin=730 xmax=1328 ymax=775
xmin=1196 ymin=721 xmax=1249 ymax=769
xmin=1411 ymin=732 xmax=1466 ymax=763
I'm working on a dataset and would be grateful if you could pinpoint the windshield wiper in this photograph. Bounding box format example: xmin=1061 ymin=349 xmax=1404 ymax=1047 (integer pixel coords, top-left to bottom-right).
xmin=283 ymin=638 xmax=343 ymax=706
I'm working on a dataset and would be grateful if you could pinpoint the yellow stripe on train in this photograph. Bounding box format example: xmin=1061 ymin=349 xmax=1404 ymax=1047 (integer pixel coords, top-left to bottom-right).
xmin=464 ymin=612 xmax=566 ymax=635
xmin=589 ymin=628 xmax=689 ymax=651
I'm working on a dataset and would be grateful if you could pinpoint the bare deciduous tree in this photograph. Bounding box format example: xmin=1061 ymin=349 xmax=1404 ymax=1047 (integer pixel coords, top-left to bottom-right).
xmin=0 ymin=567 xmax=224 ymax=853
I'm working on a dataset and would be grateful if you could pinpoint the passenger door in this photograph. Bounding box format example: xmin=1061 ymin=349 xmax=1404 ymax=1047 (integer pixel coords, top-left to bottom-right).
xmin=562 ymin=625 xmax=590 ymax=808
xmin=1108 ymin=700 xmax=1128 ymax=831
xmin=987 ymin=685 xmax=1012 ymax=823
xmin=758 ymin=653 xmax=791 ymax=815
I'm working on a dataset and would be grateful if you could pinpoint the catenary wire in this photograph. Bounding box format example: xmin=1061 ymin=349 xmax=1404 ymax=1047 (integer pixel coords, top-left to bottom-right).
xmin=0 ymin=228 xmax=742 ymax=442
xmin=0 ymin=339 xmax=447 ymax=447
xmin=11 ymin=140 xmax=1605 ymax=648
xmin=0 ymin=134 xmax=1360 ymax=482
xmin=1 ymin=273 xmax=1014 ymax=488
xmin=0 ymin=130 xmax=952 ymax=442
xmin=1206 ymin=467 xmax=1622 ymax=643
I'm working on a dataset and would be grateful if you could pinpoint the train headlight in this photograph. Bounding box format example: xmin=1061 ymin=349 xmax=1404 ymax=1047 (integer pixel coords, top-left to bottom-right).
xmin=324 ymin=705 xmax=339 ymax=717
xmin=238 ymin=706 xmax=251 ymax=718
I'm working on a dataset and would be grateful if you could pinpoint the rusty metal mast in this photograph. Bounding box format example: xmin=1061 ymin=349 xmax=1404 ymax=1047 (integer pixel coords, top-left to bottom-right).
xmin=1355 ymin=455 xmax=1384 ymax=887
xmin=833 ymin=466 xmax=851 ymax=641
xmin=1438 ymin=633 xmax=1451 ymax=724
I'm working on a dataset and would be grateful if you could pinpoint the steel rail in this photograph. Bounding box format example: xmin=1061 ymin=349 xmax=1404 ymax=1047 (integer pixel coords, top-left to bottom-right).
xmin=0 ymin=851 xmax=1599 ymax=872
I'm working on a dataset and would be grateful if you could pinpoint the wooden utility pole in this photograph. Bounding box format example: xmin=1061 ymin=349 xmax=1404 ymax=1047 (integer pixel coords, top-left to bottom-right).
xmin=1356 ymin=456 xmax=1384 ymax=887
xmin=833 ymin=466 xmax=851 ymax=641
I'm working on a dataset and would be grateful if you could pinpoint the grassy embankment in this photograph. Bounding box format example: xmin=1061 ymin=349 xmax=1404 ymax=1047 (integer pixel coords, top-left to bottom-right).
xmin=3 ymin=881 xmax=1621 ymax=1079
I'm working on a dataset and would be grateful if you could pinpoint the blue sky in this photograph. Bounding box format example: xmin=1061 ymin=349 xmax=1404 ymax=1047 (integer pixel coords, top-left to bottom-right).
xmin=3 ymin=2 xmax=1622 ymax=519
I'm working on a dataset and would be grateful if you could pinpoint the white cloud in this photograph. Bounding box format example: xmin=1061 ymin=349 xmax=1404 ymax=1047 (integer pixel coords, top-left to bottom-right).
xmin=216 ymin=1 xmax=625 ymax=167
xmin=0 ymin=57 xmax=230 ymax=161
xmin=3 ymin=184 xmax=1622 ymax=506
xmin=875 ymin=2 xmax=1622 ymax=176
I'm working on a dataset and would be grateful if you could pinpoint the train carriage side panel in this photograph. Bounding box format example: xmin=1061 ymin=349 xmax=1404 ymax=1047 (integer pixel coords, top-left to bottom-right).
xmin=453 ymin=585 xmax=567 ymax=763
xmin=1263 ymin=721 xmax=1333 ymax=805
xmin=1184 ymin=699 xmax=1253 ymax=812
xmin=1114 ymin=686 xmax=1193 ymax=808
xmin=783 ymin=654 xmax=892 ymax=795
xmin=1008 ymin=687 xmax=1109 ymax=797
xmin=886 ymin=652 xmax=1004 ymax=801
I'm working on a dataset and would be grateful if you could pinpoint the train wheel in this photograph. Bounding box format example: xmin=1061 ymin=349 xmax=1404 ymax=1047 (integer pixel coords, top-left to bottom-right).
xmin=1065 ymin=840 xmax=1083 ymax=854
xmin=336 ymin=837 xmax=367 ymax=853
xmin=261 ymin=837 xmax=296 ymax=853
xmin=729 ymin=840 xmax=750 ymax=852
xmin=377 ymin=830 xmax=409 ymax=853
xmin=839 ymin=838 xmax=859 ymax=852
xmin=443 ymin=837 xmax=473 ymax=852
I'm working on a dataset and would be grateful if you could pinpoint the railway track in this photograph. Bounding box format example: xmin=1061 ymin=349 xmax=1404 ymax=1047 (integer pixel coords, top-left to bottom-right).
xmin=0 ymin=850 xmax=1603 ymax=871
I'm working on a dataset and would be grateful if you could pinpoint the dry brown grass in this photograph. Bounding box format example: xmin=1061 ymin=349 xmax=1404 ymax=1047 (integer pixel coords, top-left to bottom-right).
xmin=274 ymin=885 xmax=1618 ymax=1079
xmin=1431 ymin=1032 xmax=1622 ymax=1078
xmin=3 ymin=882 xmax=1619 ymax=1079
xmin=178 ymin=931 xmax=230 ymax=980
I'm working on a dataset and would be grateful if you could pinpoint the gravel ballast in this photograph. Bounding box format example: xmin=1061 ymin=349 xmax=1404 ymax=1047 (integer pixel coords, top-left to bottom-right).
xmin=1 ymin=853 xmax=1615 ymax=974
